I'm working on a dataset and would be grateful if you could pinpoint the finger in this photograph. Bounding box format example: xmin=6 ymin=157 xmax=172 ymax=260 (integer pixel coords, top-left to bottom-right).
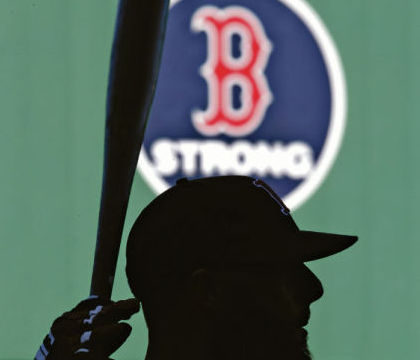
xmin=52 ymin=305 xmax=104 ymax=336
xmin=53 ymin=297 xmax=110 ymax=326
xmin=71 ymin=296 xmax=112 ymax=312
xmin=94 ymin=299 xmax=140 ymax=325
xmin=77 ymin=323 xmax=132 ymax=357
xmin=52 ymin=299 xmax=110 ymax=336
xmin=50 ymin=298 xmax=138 ymax=340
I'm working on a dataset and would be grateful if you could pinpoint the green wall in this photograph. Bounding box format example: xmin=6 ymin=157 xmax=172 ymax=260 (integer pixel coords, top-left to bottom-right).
xmin=1 ymin=1 xmax=419 ymax=359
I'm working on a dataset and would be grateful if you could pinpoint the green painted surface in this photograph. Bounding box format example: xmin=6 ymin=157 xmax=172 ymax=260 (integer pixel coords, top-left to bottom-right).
xmin=1 ymin=1 xmax=419 ymax=359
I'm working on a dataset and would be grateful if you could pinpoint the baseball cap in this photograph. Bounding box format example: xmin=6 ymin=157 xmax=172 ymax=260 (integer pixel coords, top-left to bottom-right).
xmin=126 ymin=176 xmax=357 ymax=293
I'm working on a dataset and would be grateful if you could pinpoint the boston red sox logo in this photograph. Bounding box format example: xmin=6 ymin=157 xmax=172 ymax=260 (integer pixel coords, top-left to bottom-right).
xmin=139 ymin=0 xmax=347 ymax=210
xmin=191 ymin=6 xmax=273 ymax=137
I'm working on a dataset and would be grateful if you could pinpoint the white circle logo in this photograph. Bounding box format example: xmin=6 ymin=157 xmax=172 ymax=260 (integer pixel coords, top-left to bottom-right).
xmin=138 ymin=0 xmax=347 ymax=210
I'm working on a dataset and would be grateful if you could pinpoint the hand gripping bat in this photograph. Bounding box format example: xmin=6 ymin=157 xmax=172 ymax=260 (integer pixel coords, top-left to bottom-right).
xmin=89 ymin=0 xmax=169 ymax=298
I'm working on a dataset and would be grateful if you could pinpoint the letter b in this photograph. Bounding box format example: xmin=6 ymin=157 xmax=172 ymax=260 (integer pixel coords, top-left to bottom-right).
xmin=191 ymin=6 xmax=273 ymax=137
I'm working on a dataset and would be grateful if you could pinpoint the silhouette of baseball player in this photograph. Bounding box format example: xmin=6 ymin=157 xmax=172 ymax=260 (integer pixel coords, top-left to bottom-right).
xmin=35 ymin=176 xmax=357 ymax=360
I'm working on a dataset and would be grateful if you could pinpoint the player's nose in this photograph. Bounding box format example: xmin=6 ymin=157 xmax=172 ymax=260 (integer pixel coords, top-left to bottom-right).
xmin=302 ymin=265 xmax=324 ymax=304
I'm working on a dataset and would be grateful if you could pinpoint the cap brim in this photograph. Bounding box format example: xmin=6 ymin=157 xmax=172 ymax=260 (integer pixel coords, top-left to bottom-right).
xmin=297 ymin=231 xmax=358 ymax=261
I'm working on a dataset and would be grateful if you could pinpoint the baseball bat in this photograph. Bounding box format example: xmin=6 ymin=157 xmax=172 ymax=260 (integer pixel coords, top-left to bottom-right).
xmin=90 ymin=0 xmax=169 ymax=298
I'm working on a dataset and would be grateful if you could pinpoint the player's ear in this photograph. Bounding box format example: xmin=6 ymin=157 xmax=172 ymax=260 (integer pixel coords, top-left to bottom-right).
xmin=190 ymin=268 xmax=220 ymax=309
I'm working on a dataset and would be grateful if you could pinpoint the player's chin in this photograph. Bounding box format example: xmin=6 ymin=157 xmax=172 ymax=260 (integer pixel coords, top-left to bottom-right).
xmin=269 ymin=326 xmax=312 ymax=360
xmin=297 ymin=328 xmax=312 ymax=360
xmin=280 ymin=326 xmax=312 ymax=360
xmin=300 ymin=348 xmax=312 ymax=360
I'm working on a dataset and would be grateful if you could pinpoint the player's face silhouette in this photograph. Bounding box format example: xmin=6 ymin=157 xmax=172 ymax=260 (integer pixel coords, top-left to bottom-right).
xmin=210 ymin=262 xmax=323 ymax=360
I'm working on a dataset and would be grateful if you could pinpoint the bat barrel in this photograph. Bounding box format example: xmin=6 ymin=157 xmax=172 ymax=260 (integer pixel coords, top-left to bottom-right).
xmin=90 ymin=0 xmax=169 ymax=298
